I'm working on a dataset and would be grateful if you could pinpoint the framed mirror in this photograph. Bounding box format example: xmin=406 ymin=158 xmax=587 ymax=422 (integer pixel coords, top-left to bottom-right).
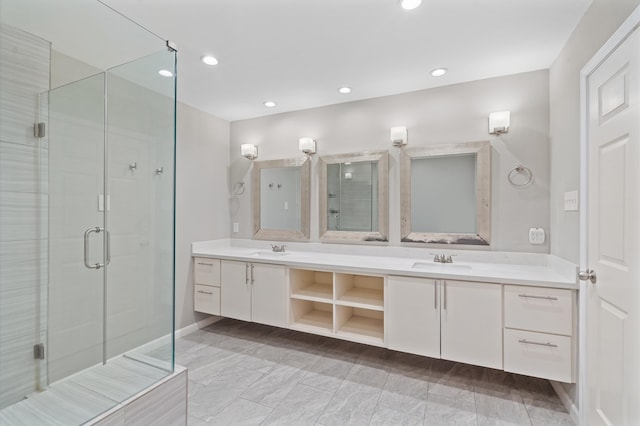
xmin=252 ymin=157 xmax=310 ymax=241
xmin=400 ymin=141 xmax=491 ymax=245
xmin=319 ymin=151 xmax=389 ymax=242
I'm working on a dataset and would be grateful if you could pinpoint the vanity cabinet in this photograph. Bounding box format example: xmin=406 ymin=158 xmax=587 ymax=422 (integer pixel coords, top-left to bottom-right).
xmin=387 ymin=276 xmax=440 ymax=358
xmin=193 ymin=253 xmax=576 ymax=383
xmin=220 ymin=260 xmax=287 ymax=327
xmin=387 ymin=277 xmax=502 ymax=369
xmin=193 ymin=258 xmax=221 ymax=315
xmin=440 ymin=280 xmax=502 ymax=369
xmin=503 ymin=285 xmax=575 ymax=382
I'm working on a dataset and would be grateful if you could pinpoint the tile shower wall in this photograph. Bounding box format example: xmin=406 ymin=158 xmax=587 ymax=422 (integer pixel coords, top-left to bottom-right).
xmin=327 ymin=162 xmax=378 ymax=232
xmin=0 ymin=24 xmax=50 ymax=409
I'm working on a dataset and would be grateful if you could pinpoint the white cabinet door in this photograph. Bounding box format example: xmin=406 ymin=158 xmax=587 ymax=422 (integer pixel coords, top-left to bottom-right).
xmin=441 ymin=280 xmax=502 ymax=369
xmin=221 ymin=260 xmax=251 ymax=321
xmin=251 ymin=263 xmax=287 ymax=327
xmin=387 ymin=276 xmax=440 ymax=358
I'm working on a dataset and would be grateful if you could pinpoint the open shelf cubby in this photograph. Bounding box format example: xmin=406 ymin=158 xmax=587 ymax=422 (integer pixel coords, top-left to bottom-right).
xmin=290 ymin=269 xmax=333 ymax=302
xmin=290 ymin=299 xmax=333 ymax=335
xmin=335 ymin=305 xmax=384 ymax=346
xmin=334 ymin=273 xmax=384 ymax=310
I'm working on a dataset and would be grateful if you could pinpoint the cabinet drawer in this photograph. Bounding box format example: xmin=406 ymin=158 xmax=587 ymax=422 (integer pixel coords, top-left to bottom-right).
xmin=194 ymin=284 xmax=220 ymax=315
xmin=504 ymin=329 xmax=573 ymax=383
xmin=504 ymin=285 xmax=573 ymax=335
xmin=194 ymin=258 xmax=220 ymax=286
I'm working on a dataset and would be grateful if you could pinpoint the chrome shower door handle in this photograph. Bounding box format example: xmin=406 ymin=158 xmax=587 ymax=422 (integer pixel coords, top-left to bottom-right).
xmin=105 ymin=230 xmax=111 ymax=266
xmin=84 ymin=226 xmax=105 ymax=269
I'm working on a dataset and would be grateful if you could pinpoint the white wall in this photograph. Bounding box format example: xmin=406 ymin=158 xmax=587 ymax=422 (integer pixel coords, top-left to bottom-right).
xmin=175 ymin=102 xmax=230 ymax=330
xmin=549 ymin=0 xmax=640 ymax=264
xmin=230 ymin=70 xmax=551 ymax=253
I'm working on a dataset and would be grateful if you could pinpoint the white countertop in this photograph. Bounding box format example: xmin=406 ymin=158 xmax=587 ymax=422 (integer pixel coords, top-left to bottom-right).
xmin=192 ymin=239 xmax=579 ymax=289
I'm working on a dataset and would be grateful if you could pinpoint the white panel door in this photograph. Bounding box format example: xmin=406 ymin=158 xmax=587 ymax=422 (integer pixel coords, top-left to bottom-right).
xmin=587 ymin=26 xmax=639 ymax=425
xmin=220 ymin=260 xmax=251 ymax=321
xmin=251 ymin=263 xmax=287 ymax=327
xmin=440 ymin=280 xmax=502 ymax=369
xmin=387 ymin=276 xmax=440 ymax=358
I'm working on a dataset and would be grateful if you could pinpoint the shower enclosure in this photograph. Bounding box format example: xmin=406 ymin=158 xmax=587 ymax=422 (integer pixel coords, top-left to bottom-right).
xmin=0 ymin=1 xmax=176 ymax=423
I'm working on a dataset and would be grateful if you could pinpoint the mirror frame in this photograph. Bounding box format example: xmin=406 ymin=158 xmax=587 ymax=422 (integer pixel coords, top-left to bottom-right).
xmin=400 ymin=140 xmax=491 ymax=245
xmin=252 ymin=156 xmax=311 ymax=241
xmin=319 ymin=151 xmax=389 ymax=243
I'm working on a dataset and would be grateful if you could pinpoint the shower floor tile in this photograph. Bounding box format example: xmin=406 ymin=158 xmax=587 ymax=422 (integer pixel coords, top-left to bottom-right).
xmin=0 ymin=356 xmax=171 ymax=426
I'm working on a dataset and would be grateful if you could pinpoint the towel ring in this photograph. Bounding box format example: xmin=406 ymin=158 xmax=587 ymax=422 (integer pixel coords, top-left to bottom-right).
xmin=232 ymin=182 xmax=246 ymax=196
xmin=508 ymin=164 xmax=533 ymax=187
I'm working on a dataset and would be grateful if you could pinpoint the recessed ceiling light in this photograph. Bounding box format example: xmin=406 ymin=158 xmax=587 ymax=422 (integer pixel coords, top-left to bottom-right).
xmin=264 ymin=101 xmax=276 ymax=108
xmin=338 ymin=87 xmax=352 ymax=94
xmin=158 ymin=69 xmax=173 ymax=77
xmin=431 ymin=68 xmax=448 ymax=77
xmin=400 ymin=0 xmax=422 ymax=10
xmin=201 ymin=55 xmax=218 ymax=66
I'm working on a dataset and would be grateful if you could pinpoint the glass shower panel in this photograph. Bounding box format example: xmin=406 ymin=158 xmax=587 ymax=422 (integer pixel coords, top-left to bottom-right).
xmin=47 ymin=74 xmax=106 ymax=383
xmin=105 ymin=49 xmax=175 ymax=369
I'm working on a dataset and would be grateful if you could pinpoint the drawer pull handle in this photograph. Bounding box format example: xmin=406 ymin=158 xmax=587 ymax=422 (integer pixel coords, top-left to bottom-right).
xmin=197 ymin=262 xmax=214 ymax=266
xmin=518 ymin=294 xmax=558 ymax=301
xmin=197 ymin=290 xmax=213 ymax=295
xmin=518 ymin=339 xmax=558 ymax=348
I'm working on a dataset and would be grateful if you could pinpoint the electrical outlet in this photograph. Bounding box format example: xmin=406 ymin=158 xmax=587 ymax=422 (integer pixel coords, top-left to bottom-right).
xmin=564 ymin=190 xmax=579 ymax=211
xmin=233 ymin=222 xmax=239 ymax=233
xmin=529 ymin=227 xmax=546 ymax=245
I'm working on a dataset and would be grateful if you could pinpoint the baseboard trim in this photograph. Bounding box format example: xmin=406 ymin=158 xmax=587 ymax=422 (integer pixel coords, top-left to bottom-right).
xmin=550 ymin=381 xmax=579 ymax=424
xmin=175 ymin=315 xmax=221 ymax=339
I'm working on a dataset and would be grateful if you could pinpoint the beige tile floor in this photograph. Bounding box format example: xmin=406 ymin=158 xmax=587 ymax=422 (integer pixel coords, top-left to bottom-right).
xmin=182 ymin=319 xmax=574 ymax=426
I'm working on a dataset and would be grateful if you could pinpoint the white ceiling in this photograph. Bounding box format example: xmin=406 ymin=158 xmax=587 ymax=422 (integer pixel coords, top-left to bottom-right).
xmin=90 ymin=1 xmax=593 ymax=121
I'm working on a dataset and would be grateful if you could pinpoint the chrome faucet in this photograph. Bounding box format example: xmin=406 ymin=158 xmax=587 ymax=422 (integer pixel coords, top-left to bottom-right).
xmin=433 ymin=254 xmax=455 ymax=263
xmin=271 ymin=244 xmax=286 ymax=253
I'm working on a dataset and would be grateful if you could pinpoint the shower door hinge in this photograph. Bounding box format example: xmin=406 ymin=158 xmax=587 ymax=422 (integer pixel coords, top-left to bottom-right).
xmin=166 ymin=40 xmax=177 ymax=52
xmin=34 ymin=122 xmax=45 ymax=138
xmin=33 ymin=343 xmax=45 ymax=360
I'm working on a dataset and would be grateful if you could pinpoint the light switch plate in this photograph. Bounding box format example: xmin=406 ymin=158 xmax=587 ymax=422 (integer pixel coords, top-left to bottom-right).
xmin=233 ymin=222 xmax=239 ymax=233
xmin=529 ymin=227 xmax=546 ymax=245
xmin=564 ymin=190 xmax=579 ymax=211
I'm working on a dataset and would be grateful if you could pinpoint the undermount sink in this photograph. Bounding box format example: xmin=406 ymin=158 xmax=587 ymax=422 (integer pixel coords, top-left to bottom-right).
xmin=250 ymin=251 xmax=290 ymax=256
xmin=411 ymin=262 xmax=472 ymax=272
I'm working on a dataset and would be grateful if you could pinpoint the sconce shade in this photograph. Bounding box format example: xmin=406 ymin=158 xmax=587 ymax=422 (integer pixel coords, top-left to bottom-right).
xmin=390 ymin=126 xmax=407 ymax=146
xmin=299 ymin=137 xmax=316 ymax=155
xmin=241 ymin=143 xmax=258 ymax=160
xmin=489 ymin=111 xmax=510 ymax=134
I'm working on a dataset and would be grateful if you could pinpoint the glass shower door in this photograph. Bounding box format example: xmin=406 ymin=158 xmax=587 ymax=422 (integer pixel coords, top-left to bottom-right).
xmin=104 ymin=49 xmax=176 ymax=368
xmin=46 ymin=48 xmax=176 ymax=387
xmin=47 ymin=73 xmax=107 ymax=383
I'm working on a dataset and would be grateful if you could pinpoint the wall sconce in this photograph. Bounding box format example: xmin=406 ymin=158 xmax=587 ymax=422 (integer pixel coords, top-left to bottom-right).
xmin=390 ymin=126 xmax=407 ymax=147
xmin=241 ymin=143 xmax=258 ymax=160
xmin=299 ymin=137 xmax=317 ymax=155
xmin=489 ymin=111 xmax=510 ymax=134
